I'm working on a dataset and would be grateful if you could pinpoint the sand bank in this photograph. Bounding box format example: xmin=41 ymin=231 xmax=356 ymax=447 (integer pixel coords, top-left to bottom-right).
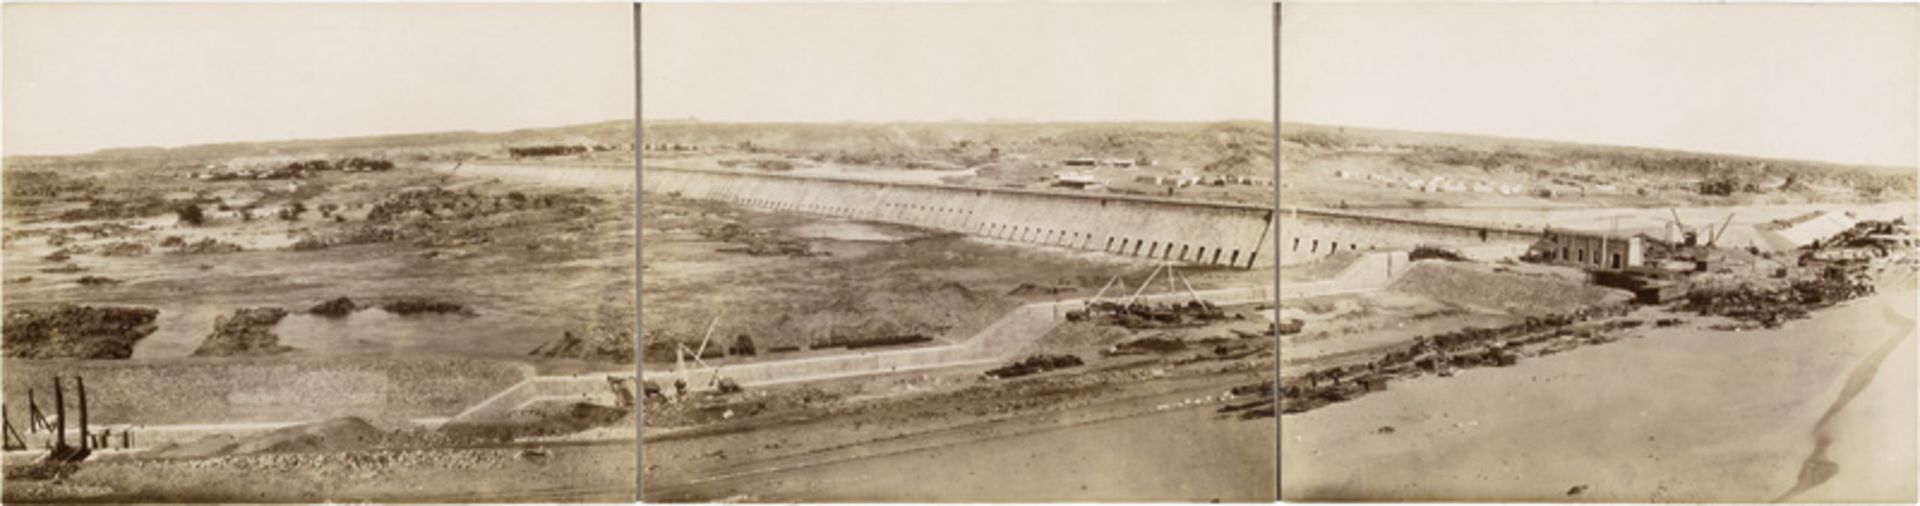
xmin=1282 ymin=284 xmax=1916 ymax=501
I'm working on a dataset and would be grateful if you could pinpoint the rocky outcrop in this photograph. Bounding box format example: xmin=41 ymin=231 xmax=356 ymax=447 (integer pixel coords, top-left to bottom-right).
xmin=192 ymin=307 xmax=294 ymax=357
xmin=528 ymin=327 xmax=635 ymax=363
xmin=3 ymin=305 xmax=160 ymax=359
xmin=307 ymin=297 xmax=359 ymax=318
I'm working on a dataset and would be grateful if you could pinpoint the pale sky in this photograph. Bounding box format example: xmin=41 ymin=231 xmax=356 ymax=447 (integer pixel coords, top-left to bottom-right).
xmin=641 ymin=2 xmax=1272 ymax=123
xmin=3 ymin=3 xmax=633 ymax=156
xmin=1280 ymin=3 xmax=1920 ymax=168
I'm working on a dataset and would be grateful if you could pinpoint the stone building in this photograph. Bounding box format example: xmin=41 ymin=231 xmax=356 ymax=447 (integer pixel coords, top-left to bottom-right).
xmin=1532 ymin=228 xmax=1644 ymax=269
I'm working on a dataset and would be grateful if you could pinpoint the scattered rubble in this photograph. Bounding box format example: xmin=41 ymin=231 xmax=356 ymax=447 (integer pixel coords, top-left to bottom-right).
xmin=701 ymin=222 xmax=823 ymax=258
xmin=59 ymin=196 xmax=208 ymax=222
xmin=366 ymin=187 xmax=597 ymax=223
xmin=163 ymin=237 xmax=245 ymax=254
xmin=192 ymin=307 xmax=295 ymax=357
xmin=3 ymin=304 xmax=161 ymax=359
xmin=76 ymin=275 xmax=123 ymax=286
xmin=44 ymin=248 xmax=80 ymax=261
xmin=1409 ymin=245 xmax=1468 ymax=262
xmin=289 ymin=186 xmax=597 ymax=251
xmin=96 ymin=241 xmax=151 ymax=257
xmin=985 ymin=354 xmax=1085 ymax=379
xmin=196 ymin=157 xmax=394 ymax=181
xmin=1679 ymin=271 xmax=1874 ymax=328
xmin=1067 ymin=300 xmax=1237 ymax=329
xmin=2 ymin=462 xmax=81 ymax=482
xmin=528 ymin=327 xmax=637 ymax=363
xmin=1005 ymin=281 xmax=1077 ymax=296
xmin=1103 ymin=336 xmax=1188 ymax=356
xmin=1282 ymin=304 xmax=1636 ymax=414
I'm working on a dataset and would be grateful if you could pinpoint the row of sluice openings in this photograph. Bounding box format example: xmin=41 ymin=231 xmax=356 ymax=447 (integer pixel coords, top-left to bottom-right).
xmin=732 ymin=195 xmax=1257 ymax=269
xmin=981 ymin=222 xmax=1252 ymax=268
xmin=733 ymin=196 xmax=976 ymax=222
xmin=1292 ymin=237 xmax=1373 ymax=255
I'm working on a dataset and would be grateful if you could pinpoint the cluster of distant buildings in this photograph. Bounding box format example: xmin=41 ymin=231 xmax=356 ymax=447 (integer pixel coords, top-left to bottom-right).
xmin=507 ymin=143 xmax=632 ymax=159
xmin=1334 ymin=170 xmax=1533 ymax=196
xmin=1527 ymin=210 xmax=1911 ymax=272
xmin=1061 ymin=158 xmax=1147 ymax=169
xmin=641 ymin=143 xmax=704 ymax=152
xmin=1051 ymin=166 xmax=1274 ymax=190
xmin=191 ymin=157 xmax=394 ymax=182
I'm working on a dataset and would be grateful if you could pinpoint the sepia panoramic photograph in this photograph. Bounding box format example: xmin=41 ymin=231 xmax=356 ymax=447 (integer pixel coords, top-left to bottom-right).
xmin=1277 ymin=3 xmax=1919 ymax=503
xmin=1 ymin=4 xmax=638 ymax=502
xmin=638 ymin=2 xmax=1278 ymax=502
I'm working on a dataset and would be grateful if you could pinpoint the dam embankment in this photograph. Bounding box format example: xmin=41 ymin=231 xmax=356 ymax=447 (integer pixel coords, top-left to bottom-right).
xmin=642 ymin=166 xmax=1278 ymax=269
xmin=436 ymin=161 xmax=636 ymax=188
xmin=1277 ymin=207 xmax=1543 ymax=265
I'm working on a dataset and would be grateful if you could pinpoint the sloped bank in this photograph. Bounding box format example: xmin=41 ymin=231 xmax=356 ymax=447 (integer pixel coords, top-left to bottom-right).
xmin=1389 ymin=261 xmax=1631 ymax=315
xmin=0 ymin=356 xmax=533 ymax=426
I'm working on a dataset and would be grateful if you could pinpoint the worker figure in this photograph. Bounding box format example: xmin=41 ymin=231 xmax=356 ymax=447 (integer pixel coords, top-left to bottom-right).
xmin=673 ymin=378 xmax=688 ymax=400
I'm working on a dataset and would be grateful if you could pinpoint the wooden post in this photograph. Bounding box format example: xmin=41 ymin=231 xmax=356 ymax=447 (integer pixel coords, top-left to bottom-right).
xmin=77 ymin=376 xmax=90 ymax=451
xmin=53 ymin=377 xmax=66 ymax=451
xmin=27 ymin=389 xmax=38 ymax=433
xmin=2 ymin=403 xmax=21 ymax=450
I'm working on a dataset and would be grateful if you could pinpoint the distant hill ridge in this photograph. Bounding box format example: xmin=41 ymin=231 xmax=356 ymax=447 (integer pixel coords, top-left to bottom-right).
xmin=6 ymin=120 xmax=633 ymax=163
xmin=640 ymin=120 xmax=1274 ymax=175
xmin=1280 ymin=122 xmax=1915 ymax=194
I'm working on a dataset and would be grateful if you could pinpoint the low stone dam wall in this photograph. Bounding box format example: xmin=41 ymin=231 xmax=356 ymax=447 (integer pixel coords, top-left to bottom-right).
xmin=642 ymin=166 xmax=1278 ymax=269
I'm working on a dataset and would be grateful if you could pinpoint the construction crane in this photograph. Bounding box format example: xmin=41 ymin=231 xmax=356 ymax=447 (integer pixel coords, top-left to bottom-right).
xmin=1669 ymin=208 xmax=1698 ymax=246
xmin=1708 ymin=212 xmax=1736 ymax=247
xmin=1661 ymin=209 xmax=1739 ymax=272
xmin=1667 ymin=209 xmax=1737 ymax=247
xmin=674 ymin=310 xmax=736 ymax=396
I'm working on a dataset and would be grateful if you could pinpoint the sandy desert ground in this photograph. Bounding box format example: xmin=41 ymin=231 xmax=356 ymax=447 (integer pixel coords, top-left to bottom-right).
xmin=1282 ymin=269 xmax=1916 ymax=502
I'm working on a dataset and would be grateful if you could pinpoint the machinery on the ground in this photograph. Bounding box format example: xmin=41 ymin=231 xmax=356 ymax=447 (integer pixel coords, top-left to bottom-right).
xmin=1066 ymin=263 xmax=1237 ymax=329
xmin=673 ymin=311 xmax=741 ymax=397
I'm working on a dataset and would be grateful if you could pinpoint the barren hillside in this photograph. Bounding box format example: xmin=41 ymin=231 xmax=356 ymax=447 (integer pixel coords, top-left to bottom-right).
xmin=1280 ymin=122 xmax=1917 ymax=209
xmin=642 ymin=121 xmax=1274 ymax=176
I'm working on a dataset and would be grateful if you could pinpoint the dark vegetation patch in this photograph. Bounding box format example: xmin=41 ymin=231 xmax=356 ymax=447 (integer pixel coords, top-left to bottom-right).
xmin=3 ymin=304 xmax=160 ymax=359
xmin=379 ymin=298 xmax=477 ymax=317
